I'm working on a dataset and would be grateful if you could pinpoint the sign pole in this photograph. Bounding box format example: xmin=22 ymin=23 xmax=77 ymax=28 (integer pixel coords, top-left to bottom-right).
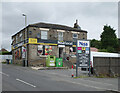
xmin=88 ymin=44 xmax=91 ymax=77
xmin=76 ymin=40 xmax=78 ymax=77
xmin=76 ymin=62 xmax=78 ymax=77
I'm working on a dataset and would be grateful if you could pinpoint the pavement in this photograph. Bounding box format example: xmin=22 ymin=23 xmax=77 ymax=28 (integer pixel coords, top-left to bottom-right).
xmin=1 ymin=64 xmax=119 ymax=92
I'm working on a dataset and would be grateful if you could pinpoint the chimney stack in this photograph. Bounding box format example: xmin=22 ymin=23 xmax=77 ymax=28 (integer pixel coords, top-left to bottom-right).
xmin=74 ymin=19 xmax=81 ymax=30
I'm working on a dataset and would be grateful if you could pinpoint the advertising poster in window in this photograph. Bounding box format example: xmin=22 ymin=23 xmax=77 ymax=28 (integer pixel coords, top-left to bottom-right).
xmin=45 ymin=46 xmax=52 ymax=55
xmin=37 ymin=45 xmax=43 ymax=56
xmin=22 ymin=46 xmax=26 ymax=58
xmin=15 ymin=48 xmax=22 ymax=59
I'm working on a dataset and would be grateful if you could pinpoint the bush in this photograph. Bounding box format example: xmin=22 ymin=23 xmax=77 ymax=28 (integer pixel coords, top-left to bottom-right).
xmin=0 ymin=51 xmax=12 ymax=55
xmin=98 ymin=49 xmax=108 ymax=52
xmin=107 ymin=46 xmax=115 ymax=53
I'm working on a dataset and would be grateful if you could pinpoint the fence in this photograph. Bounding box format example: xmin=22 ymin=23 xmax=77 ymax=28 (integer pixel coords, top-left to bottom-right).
xmin=93 ymin=57 xmax=120 ymax=77
xmin=0 ymin=55 xmax=12 ymax=62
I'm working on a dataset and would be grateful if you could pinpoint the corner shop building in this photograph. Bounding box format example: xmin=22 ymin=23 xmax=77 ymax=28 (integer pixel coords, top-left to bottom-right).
xmin=11 ymin=22 xmax=87 ymax=66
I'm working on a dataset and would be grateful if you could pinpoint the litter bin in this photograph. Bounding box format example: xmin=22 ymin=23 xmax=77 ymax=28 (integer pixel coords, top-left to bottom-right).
xmin=56 ymin=58 xmax=63 ymax=67
xmin=46 ymin=55 xmax=56 ymax=67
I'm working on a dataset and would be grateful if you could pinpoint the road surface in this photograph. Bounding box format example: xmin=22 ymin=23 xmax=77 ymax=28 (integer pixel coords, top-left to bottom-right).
xmin=1 ymin=64 xmax=119 ymax=91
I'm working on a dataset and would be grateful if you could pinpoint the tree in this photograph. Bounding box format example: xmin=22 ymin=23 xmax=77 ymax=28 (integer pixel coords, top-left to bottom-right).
xmin=90 ymin=39 xmax=101 ymax=49
xmin=100 ymin=25 xmax=119 ymax=52
xmin=0 ymin=51 xmax=12 ymax=55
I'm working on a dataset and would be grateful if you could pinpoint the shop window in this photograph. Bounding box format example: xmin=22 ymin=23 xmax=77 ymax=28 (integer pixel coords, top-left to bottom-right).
xmin=73 ymin=33 xmax=78 ymax=42
xmin=37 ymin=45 xmax=53 ymax=56
xmin=58 ymin=32 xmax=63 ymax=41
xmin=41 ymin=31 xmax=48 ymax=40
xmin=15 ymin=48 xmax=22 ymax=59
xmin=45 ymin=46 xmax=52 ymax=55
xmin=37 ymin=45 xmax=43 ymax=56
xmin=19 ymin=33 xmax=23 ymax=41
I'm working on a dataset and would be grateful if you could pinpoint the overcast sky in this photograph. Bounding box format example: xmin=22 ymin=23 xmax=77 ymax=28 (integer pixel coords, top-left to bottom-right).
xmin=2 ymin=2 xmax=118 ymax=51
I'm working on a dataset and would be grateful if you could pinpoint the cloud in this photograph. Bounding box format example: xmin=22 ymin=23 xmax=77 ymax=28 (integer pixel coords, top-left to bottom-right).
xmin=2 ymin=2 xmax=118 ymax=51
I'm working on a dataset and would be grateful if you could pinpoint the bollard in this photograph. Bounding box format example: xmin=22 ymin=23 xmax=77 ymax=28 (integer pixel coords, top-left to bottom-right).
xmin=71 ymin=65 xmax=74 ymax=77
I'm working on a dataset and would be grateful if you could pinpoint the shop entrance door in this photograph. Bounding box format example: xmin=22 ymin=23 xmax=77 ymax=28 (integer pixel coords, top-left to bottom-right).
xmin=59 ymin=48 xmax=63 ymax=58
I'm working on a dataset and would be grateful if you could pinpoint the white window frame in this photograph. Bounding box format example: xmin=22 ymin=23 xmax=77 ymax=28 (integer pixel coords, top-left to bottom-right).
xmin=41 ymin=31 xmax=48 ymax=40
xmin=58 ymin=32 xmax=63 ymax=41
xmin=19 ymin=33 xmax=23 ymax=41
xmin=16 ymin=35 xmax=18 ymax=43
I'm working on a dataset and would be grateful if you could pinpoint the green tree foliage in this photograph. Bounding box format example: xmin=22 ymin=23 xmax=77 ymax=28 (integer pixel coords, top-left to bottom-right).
xmin=100 ymin=25 xmax=119 ymax=52
xmin=90 ymin=39 xmax=101 ymax=49
xmin=0 ymin=51 xmax=12 ymax=55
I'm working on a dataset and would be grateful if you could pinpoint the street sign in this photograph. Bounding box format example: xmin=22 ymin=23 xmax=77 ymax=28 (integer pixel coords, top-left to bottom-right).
xmin=76 ymin=40 xmax=90 ymax=77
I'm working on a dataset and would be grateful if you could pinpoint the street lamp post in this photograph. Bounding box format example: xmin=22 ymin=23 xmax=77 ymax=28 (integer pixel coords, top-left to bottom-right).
xmin=22 ymin=14 xmax=28 ymax=67
xmin=22 ymin=14 xmax=27 ymax=27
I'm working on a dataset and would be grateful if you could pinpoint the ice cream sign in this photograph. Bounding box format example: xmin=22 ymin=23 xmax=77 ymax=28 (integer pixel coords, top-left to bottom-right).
xmin=77 ymin=40 xmax=90 ymax=47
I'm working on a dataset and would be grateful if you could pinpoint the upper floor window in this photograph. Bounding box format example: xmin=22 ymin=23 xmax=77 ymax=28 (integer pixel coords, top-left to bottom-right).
xmin=29 ymin=31 xmax=32 ymax=35
xmin=19 ymin=33 xmax=23 ymax=41
xmin=73 ymin=33 xmax=78 ymax=42
xmin=58 ymin=32 xmax=63 ymax=41
xmin=41 ymin=31 xmax=47 ymax=40
xmin=16 ymin=35 xmax=18 ymax=43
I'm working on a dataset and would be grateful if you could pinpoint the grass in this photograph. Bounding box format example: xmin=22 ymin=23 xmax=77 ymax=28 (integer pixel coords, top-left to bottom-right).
xmin=93 ymin=74 xmax=118 ymax=78
xmin=73 ymin=75 xmax=89 ymax=78
xmin=73 ymin=74 xmax=118 ymax=78
xmin=1 ymin=62 xmax=7 ymax=64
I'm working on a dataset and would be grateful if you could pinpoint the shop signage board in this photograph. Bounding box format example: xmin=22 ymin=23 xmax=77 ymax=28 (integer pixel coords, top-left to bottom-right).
xmin=13 ymin=41 xmax=24 ymax=49
xmin=29 ymin=38 xmax=37 ymax=44
xmin=76 ymin=40 xmax=90 ymax=77
xmin=57 ymin=41 xmax=73 ymax=46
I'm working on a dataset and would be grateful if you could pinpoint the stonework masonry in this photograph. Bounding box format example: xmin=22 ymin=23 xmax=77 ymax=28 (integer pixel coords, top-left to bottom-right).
xmin=11 ymin=22 xmax=87 ymax=67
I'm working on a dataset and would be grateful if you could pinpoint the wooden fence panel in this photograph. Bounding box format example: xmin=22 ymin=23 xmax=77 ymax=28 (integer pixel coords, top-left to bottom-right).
xmin=93 ymin=57 xmax=120 ymax=76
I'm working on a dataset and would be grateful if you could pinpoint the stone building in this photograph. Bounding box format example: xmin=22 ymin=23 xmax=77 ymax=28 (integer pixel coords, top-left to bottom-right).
xmin=11 ymin=21 xmax=87 ymax=67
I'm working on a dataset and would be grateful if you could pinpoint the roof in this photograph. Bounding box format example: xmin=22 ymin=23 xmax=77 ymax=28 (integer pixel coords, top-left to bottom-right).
xmin=29 ymin=22 xmax=87 ymax=32
xmin=90 ymin=47 xmax=99 ymax=52
xmin=12 ymin=22 xmax=87 ymax=37
xmin=0 ymin=48 xmax=8 ymax=52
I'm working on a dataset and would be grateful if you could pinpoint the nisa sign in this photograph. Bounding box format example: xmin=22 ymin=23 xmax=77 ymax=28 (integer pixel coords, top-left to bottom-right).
xmin=77 ymin=40 xmax=90 ymax=47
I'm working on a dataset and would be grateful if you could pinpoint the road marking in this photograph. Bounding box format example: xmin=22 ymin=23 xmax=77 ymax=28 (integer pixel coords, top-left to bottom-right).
xmin=62 ymin=79 xmax=109 ymax=90
xmin=0 ymin=72 xmax=9 ymax=77
xmin=16 ymin=78 xmax=36 ymax=88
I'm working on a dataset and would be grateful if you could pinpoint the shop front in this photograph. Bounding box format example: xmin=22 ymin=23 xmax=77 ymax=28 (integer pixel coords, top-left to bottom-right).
xmin=12 ymin=38 xmax=77 ymax=66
